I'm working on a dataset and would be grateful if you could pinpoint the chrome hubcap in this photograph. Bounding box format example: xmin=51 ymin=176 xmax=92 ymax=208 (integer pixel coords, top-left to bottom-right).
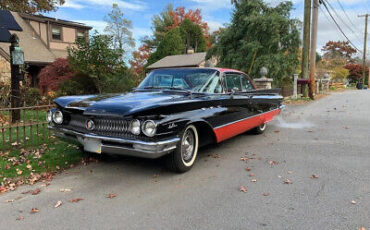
xmin=181 ymin=129 xmax=195 ymax=163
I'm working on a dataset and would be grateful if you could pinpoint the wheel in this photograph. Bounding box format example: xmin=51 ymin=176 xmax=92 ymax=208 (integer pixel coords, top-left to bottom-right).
xmin=253 ymin=123 xmax=267 ymax=134
xmin=165 ymin=125 xmax=199 ymax=173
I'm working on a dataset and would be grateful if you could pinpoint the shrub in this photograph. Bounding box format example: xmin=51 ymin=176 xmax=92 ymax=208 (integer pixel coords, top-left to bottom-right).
xmin=57 ymin=73 xmax=98 ymax=96
xmin=0 ymin=81 xmax=10 ymax=107
xmin=38 ymin=58 xmax=74 ymax=94
xmin=23 ymin=87 xmax=42 ymax=106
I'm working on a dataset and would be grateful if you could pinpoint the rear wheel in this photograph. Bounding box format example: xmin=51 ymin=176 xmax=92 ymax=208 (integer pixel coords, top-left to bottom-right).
xmin=253 ymin=123 xmax=267 ymax=134
xmin=165 ymin=125 xmax=199 ymax=173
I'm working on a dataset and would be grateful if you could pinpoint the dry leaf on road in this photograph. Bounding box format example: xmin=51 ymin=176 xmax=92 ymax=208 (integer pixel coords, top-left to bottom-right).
xmin=251 ymin=179 xmax=257 ymax=182
xmin=240 ymin=157 xmax=248 ymax=162
xmin=263 ymin=193 xmax=270 ymax=196
xmin=240 ymin=186 xmax=247 ymax=193
xmin=274 ymin=130 xmax=280 ymax=133
xmin=351 ymin=200 xmax=356 ymax=205
xmin=16 ymin=216 xmax=24 ymax=221
xmin=245 ymin=167 xmax=251 ymax=171
xmin=249 ymin=173 xmax=255 ymax=177
xmin=30 ymin=208 xmax=39 ymax=214
xmin=32 ymin=188 xmax=41 ymax=195
xmin=283 ymin=179 xmax=292 ymax=184
xmin=69 ymin=198 xmax=83 ymax=203
xmin=107 ymin=194 xmax=117 ymax=199
xmin=269 ymin=161 xmax=278 ymax=166
xmin=54 ymin=201 xmax=62 ymax=208
xmin=311 ymin=174 xmax=319 ymax=179
xmin=60 ymin=188 xmax=72 ymax=192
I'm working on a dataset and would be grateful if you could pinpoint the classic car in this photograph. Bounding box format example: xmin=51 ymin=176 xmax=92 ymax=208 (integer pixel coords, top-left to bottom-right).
xmin=48 ymin=68 xmax=284 ymax=172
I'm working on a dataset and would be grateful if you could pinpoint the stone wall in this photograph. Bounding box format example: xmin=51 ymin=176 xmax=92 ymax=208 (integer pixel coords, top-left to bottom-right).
xmin=0 ymin=55 xmax=11 ymax=83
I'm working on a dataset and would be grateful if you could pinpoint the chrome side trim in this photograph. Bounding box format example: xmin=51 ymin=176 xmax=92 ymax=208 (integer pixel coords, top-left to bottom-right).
xmin=213 ymin=107 xmax=282 ymax=129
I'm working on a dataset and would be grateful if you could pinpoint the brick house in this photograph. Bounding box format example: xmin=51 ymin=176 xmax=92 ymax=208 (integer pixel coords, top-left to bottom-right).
xmin=0 ymin=10 xmax=91 ymax=86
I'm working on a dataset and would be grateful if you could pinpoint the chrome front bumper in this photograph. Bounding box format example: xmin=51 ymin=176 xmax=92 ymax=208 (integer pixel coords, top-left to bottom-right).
xmin=49 ymin=126 xmax=179 ymax=159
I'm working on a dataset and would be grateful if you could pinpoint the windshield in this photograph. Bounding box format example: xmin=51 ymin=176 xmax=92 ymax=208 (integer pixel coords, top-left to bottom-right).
xmin=137 ymin=69 xmax=222 ymax=93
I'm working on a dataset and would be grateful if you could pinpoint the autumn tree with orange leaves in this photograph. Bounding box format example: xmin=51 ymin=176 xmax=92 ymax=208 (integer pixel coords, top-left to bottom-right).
xmin=129 ymin=44 xmax=152 ymax=85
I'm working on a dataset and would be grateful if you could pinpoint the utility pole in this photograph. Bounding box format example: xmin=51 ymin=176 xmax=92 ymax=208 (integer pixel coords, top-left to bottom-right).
xmin=358 ymin=14 xmax=368 ymax=87
xmin=309 ymin=0 xmax=319 ymax=99
xmin=301 ymin=0 xmax=311 ymax=97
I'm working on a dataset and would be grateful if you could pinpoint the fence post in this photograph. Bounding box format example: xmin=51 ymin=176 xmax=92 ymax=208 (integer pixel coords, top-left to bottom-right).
xmin=293 ymin=74 xmax=298 ymax=99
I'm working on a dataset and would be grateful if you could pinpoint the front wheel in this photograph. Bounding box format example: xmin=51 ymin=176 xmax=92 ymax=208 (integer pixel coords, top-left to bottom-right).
xmin=253 ymin=123 xmax=267 ymax=134
xmin=165 ymin=125 xmax=199 ymax=173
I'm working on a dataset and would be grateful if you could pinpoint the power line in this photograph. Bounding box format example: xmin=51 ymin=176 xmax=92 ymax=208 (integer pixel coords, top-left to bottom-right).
xmin=333 ymin=0 xmax=365 ymax=46
xmin=321 ymin=0 xmax=362 ymax=53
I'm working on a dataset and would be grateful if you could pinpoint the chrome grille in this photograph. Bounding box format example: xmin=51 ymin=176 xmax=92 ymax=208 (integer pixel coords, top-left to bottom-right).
xmin=64 ymin=114 xmax=136 ymax=137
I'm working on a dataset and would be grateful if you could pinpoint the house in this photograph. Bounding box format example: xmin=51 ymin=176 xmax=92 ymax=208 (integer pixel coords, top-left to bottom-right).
xmin=146 ymin=51 xmax=217 ymax=70
xmin=0 ymin=10 xmax=91 ymax=86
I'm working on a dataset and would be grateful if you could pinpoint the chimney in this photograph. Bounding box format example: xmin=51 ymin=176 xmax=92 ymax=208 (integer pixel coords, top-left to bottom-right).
xmin=187 ymin=47 xmax=194 ymax=54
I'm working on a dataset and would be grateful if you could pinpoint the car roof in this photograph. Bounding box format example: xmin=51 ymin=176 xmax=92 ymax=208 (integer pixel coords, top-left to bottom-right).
xmin=150 ymin=67 xmax=246 ymax=74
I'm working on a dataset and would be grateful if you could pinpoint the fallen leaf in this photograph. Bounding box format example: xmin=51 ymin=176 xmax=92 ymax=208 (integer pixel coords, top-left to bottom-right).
xmin=32 ymin=188 xmax=41 ymax=195
xmin=240 ymin=186 xmax=247 ymax=193
xmin=30 ymin=208 xmax=39 ymax=214
xmin=245 ymin=167 xmax=251 ymax=171
xmin=311 ymin=174 xmax=319 ymax=179
xmin=263 ymin=193 xmax=270 ymax=196
xmin=358 ymin=227 xmax=366 ymax=230
xmin=107 ymin=193 xmax=117 ymax=199
xmin=54 ymin=201 xmax=62 ymax=208
xmin=274 ymin=130 xmax=280 ymax=133
xmin=240 ymin=157 xmax=248 ymax=162
xmin=0 ymin=186 xmax=7 ymax=193
xmin=69 ymin=198 xmax=83 ymax=203
xmin=5 ymin=199 xmax=14 ymax=203
xmin=251 ymin=179 xmax=257 ymax=182
xmin=269 ymin=161 xmax=278 ymax=166
xmin=287 ymin=171 xmax=293 ymax=174
xmin=249 ymin=173 xmax=255 ymax=177
xmin=26 ymin=164 xmax=32 ymax=170
xmin=16 ymin=216 xmax=24 ymax=221
xmin=283 ymin=179 xmax=292 ymax=184
xmin=351 ymin=200 xmax=356 ymax=205
xmin=59 ymin=188 xmax=72 ymax=192
xmin=16 ymin=169 xmax=23 ymax=175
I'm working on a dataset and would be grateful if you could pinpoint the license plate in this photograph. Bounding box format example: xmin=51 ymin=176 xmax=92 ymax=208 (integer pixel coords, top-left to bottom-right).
xmin=82 ymin=138 xmax=102 ymax=154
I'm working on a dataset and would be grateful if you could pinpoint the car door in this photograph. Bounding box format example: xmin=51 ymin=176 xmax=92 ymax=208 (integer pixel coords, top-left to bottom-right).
xmin=212 ymin=72 xmax=260 ymax=141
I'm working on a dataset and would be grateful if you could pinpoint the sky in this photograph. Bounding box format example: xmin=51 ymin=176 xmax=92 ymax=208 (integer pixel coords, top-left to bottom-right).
xmin=47 ymin=0 xmax=370 ymax=58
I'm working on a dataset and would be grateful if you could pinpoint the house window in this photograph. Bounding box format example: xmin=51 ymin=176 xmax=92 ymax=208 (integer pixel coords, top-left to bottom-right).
xmin=52 ymin=26 xmax=61 ymax=40
xmin=76 ymin=30 xmax=85 ymax=40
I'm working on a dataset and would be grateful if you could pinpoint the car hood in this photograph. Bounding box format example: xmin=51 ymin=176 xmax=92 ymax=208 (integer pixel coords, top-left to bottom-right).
xmin=54 ymin=91 xmax=201 ymax=117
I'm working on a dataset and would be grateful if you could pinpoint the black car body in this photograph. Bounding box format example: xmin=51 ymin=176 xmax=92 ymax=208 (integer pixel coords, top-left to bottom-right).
xmin=48 ymin=68 xmax=284 ymax=172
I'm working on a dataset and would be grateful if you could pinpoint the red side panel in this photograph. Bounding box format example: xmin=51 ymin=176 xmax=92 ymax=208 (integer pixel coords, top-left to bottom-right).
xmin=214 ymin=108 xmax=281 ymax=143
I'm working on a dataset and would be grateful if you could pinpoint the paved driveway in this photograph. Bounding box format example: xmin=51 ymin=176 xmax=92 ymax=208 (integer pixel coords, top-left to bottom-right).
xmin=1 ymin=90 xmax=369 ymax=230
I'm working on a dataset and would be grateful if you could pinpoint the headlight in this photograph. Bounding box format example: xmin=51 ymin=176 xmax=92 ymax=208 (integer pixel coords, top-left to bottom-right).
xmin=46 ymin=110 xmax=53 ymax=122
xmin=52 ymin=110 xmax=63 ymax=124
xmin=142 ymin=120 xmax=157 ymax=137
xmin=130 ymin=119 xmax=141 ymax=135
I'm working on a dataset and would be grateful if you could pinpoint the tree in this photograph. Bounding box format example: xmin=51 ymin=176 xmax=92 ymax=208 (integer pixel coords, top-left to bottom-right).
xmin=179 ymin=19 xmax=206 ymax=53
xmin=145 ymin=4 xmax=210 ymax=49
xmin=129 ymin=44 xmax=152 ymax=85
xmin=344 ymin=64 xmax=369 ymax=83
xmin=104 ymin=4 xmax=135 ymax=61
xmin=38 ymin=58 xmax=73 ymax=94
xmin=0 ymin=0 xmax=64 ymax=13
xmin=322 ymin=41 xmax=357 ymax=62
xmin=332 ymin=67 xmax=349 ymax=82
xmin=207 ymin=0 xmax=300 ymax=85
xmin=68 ymin=31 xmax=126 ymax=93
xmin=147 ymin=28 xmax=184 ymax=66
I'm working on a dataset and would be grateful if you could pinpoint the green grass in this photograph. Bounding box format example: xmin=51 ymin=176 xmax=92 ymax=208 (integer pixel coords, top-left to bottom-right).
xmin=0 ymin=140 xmax=84 ymax=180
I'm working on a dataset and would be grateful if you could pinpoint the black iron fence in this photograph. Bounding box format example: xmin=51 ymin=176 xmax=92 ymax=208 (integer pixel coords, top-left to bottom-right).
xmin=0 ymin=103 xmax=54 ymax=152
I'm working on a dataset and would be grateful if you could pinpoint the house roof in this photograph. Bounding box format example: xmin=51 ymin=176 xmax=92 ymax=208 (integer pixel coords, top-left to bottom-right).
xmin=147 ymin=52 xmax=207 ymax=69
xmin=0 ymin=11 xmax=85 ymax=64
xmin=19 ymin=13 xmax=92 ymax=30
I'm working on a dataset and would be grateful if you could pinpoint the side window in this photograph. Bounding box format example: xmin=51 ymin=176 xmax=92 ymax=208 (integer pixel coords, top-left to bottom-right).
xmin=223 ymin=74 xmax=242 ymax=92
xmin=240 ymin=75 xmax=254 ymax=91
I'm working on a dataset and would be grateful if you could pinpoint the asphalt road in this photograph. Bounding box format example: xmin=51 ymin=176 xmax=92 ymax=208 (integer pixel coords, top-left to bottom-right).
xmin=1 ymin=90 xmax=369 ymax=230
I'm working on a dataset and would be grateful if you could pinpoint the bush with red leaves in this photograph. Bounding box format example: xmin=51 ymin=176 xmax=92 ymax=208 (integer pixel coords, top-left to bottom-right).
xmin=38 ymin=58 xmax=74 ymax=94
xmin=344 ymin=64 xmax=369 ymax=83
